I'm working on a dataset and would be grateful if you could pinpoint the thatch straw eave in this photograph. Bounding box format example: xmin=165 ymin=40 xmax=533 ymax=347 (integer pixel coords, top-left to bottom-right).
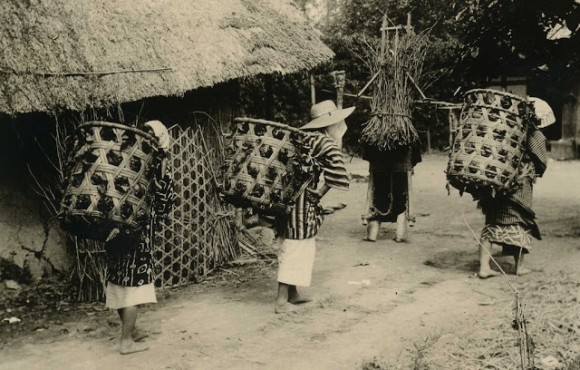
xmin=0 ymin=0 xmax=334 ymax=115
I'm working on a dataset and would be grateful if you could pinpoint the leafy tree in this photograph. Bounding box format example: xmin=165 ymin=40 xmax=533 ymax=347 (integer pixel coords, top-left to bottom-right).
xmin=452 ymin=0 xmax=579 ymax=140
xmin=453 ymin=0 xmax=580 ymax=82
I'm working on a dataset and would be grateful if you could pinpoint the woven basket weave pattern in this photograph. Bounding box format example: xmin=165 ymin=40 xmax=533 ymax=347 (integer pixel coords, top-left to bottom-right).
xmin=447 ymin=90 xmax=529 ymax=195
xmin=60 ymin=121 xmax=160 ymax=240
xmin=221 ymin=118 xmax=312 ymax=214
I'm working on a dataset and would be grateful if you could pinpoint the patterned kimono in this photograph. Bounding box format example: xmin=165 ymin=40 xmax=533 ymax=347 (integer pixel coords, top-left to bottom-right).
xmin=479 ymin=128 xmax=548 ymax=255
xmin=105 ymin=226 xmax=155 ymax=287
xmin=105 ymin=155 xmax=174 ymax=288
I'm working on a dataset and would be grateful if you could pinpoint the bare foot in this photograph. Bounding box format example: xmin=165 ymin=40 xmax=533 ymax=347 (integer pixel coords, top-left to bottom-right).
xmin=274 ymin=302 xmax=297 ymax=314
xmin=132 ymin=329 xmax=149 ymax=342
xmin=288 ymin=293 xmax=312 ymax=305
xmin=393 ymin=237 xmax=406 ymax=243
xmin=363 ymin=238 xmax=376 ymax=242
xmin=120 ymin=340 xmax=149 ymax=355
xmin=477 ymin=269 xmax=500 ymax=279
xmin=516 ymin=267 xmax=532 ymax=276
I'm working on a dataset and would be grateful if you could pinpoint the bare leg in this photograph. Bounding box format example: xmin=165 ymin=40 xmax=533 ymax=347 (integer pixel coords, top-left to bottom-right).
xmin=477 ymin=239 xmax=500 ymax=279
xmin=362 ymin=170 xmax=374 ymax=226
xmin=275 ymin=283 xmax=296 ymax=314
xmin=394 ymin=212 xmax=407 ymax=242
xmin=514 ymin=252 xmax=532 ymax=276
xmin=366 ymin=220 xmax=380 ymax=242
xmin=118 ymin=307 xmax=149 ymax=355
xmin=288 ymin=285 xmax=311 ymax=305
xmin=116 ymin=310 xmax=148 ymax=342
xmin=406 ymin=169 xmax=414 ymax=228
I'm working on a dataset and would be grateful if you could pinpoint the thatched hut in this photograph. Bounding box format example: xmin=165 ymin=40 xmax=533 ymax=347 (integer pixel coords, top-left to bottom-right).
xmin=0 ymin=0 xmax=333 ymax=297
xmin=0 ymin=0 xmax=332 ymax=114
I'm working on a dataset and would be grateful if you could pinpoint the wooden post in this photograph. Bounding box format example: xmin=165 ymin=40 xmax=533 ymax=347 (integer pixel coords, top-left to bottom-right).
xmin=331 ymin=70 xmax=346 ymax=109
xmin=380 ymin=13 xmax=388 ymax=56
xmin=439 ymin=104 xmax=461 ymax=149
xmin=426 ymin=127 xmax=432 ymax=153
xmin=330 ymin=70 xmax=347 ymax=150
xmin=310 ymin=74 xmax=316 ymax=105
xmin=448 ymin=110 xmax=454 ymax=148
xmin=406 ymin=0 xmax=412 ymax=30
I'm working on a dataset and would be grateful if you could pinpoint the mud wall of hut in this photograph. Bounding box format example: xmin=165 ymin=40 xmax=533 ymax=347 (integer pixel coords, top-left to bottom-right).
xmin=0 ymin=114 xmax=71 ymax=284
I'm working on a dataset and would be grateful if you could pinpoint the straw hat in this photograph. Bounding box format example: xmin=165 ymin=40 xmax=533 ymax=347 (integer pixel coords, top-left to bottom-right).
xmin=300 ymin=100 xmax=355 ymax=130
xmin=528 ymin=97 xmax=556 ymax=128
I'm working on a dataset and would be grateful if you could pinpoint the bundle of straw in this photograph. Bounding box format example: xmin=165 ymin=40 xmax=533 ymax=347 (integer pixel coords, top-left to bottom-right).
xmin=360 ymin=28 xmax=430 ymax=150
xmin=194 ymin=115 xmax=239 ymax=269
xmin=73 ymin=238 xmax=107 ymax=302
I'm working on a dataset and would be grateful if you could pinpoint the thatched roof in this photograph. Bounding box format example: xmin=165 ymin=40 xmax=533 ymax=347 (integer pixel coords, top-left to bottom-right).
xmin=0 ymin=0 xmax=334 ymax=115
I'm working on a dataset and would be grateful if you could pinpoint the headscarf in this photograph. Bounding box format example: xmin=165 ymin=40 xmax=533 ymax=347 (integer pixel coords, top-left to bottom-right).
xmin=144 ymin=120 xmax=170 ymax=150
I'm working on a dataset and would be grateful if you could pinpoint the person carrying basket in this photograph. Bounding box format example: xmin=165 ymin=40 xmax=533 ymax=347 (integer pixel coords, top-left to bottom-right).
xmin=274 ymin=100 xmax=352 ymax=314
xmin=105 ymin=120 xmax=175 ymax=354
xmin=476 ymin=101 xmax=549 ymax=278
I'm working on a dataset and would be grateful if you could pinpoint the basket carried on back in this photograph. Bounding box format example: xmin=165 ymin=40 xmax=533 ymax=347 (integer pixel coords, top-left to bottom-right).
xmin=447 ymin=89 xmax=533 ymax=196
xmin=59 ymin=121 xmax=161 ymax=241
xmin=220 ymin=118 xmax=315 ymax=214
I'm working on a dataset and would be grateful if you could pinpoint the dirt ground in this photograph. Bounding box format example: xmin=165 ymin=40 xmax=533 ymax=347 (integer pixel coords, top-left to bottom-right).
xmin=1 ymin=154 xmax=579 ymax=370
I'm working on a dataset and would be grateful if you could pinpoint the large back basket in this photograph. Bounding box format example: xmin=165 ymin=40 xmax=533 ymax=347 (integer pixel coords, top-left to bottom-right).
xmin=220 ymin=118 xmax=314 ymax=214
xmin=59 ymin=121 xmax=161 ymax=241
xmin=447 ymin=89 xmax=531 ymax=195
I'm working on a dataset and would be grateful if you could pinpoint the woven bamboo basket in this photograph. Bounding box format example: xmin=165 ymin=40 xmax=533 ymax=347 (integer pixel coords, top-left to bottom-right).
xmin=220 ymin=118 xmax=314 ymax=214
xmin=59 ymin=121 xmax=160 ymax=241
xmin=447 ymin=89 xmax=532 ymax=195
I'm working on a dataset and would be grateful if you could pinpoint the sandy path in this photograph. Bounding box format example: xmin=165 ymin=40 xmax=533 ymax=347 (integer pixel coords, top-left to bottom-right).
xmin=1 ymin=154 xmax=579 ymax=370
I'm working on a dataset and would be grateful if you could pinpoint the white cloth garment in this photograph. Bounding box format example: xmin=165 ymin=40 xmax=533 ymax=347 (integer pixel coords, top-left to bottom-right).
xmin=106 ymin=282 xmax=157 ymax=309
xmin=277 ymin=237 xmax=316 ymax=287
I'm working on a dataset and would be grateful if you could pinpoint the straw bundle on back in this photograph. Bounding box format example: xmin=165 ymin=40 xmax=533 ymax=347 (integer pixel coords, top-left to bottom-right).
xmin=360 ymin=29 xmax=430 ymax=150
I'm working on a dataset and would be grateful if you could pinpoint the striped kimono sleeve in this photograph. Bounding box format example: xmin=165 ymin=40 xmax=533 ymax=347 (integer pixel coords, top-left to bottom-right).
xmin=310 ymin=134 xmax=350 ymax=191
xmin=275 ymin=134 xmax=349 ymax=240
xmin=526 ymin=128 xmax=548 ymax=177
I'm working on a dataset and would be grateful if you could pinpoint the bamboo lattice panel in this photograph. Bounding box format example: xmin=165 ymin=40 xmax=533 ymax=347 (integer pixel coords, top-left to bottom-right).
xmin=72 ymin=123 xmax=238 ymax=300
xmin=153 ymin=124 xmax=237 ymax=288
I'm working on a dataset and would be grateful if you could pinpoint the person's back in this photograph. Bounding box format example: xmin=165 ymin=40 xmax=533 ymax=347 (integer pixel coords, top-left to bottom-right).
xmin=362 ymin=143 xmax=421 ymax=242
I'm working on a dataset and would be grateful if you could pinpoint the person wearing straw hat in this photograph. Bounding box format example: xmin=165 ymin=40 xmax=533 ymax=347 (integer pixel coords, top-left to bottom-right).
xmin=105 ymin=120 xmax=175 ymax=354
xmin=274 ymin=100 xmax=353 ymax=314
xmin=527 ymin=96 xmax=556 ymax=130
xmin=476 ymin=101 xmax=549 ymax=278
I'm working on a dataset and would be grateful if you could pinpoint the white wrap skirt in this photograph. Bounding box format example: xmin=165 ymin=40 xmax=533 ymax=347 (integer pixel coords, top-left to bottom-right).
xmin=277 ymin=237 xmax=316 ymax=287
xmin=106 ymin=282 xmax=157 ymax=309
